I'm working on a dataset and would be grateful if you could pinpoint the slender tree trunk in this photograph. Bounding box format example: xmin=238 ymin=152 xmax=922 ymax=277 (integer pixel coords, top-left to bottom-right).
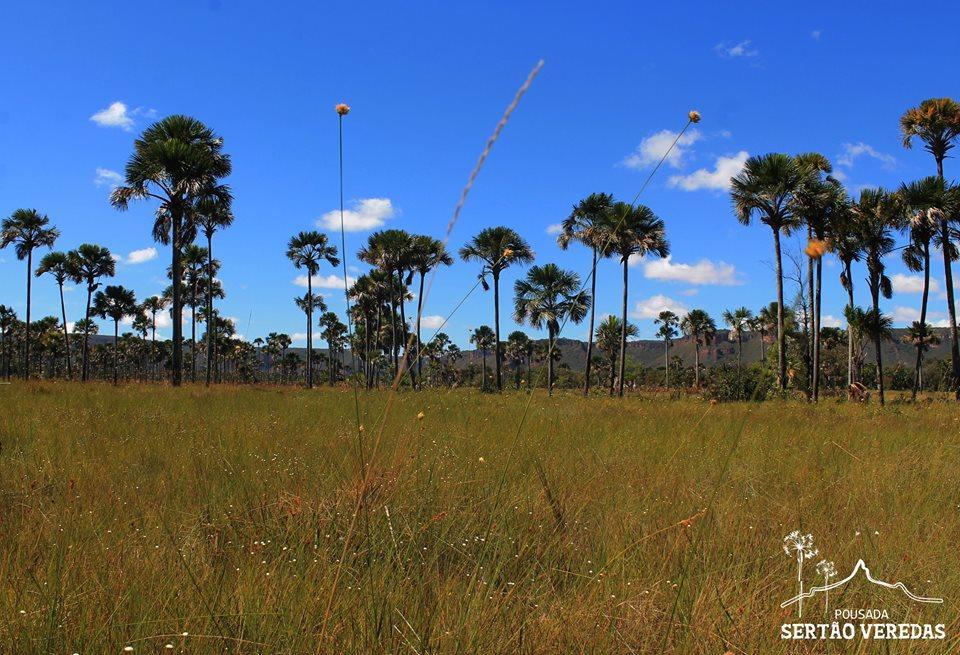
xmin=583 ymin=248 xmax=597 ymax=396
xmin=416 ymin=271 xmax=426 ymax=389
xmin=113 ymin=320 xmax=119 ymax=386
xmin=694 ymin=342 xmax=701 ymax=388
xmin=664 ymin=338 xmax=669 ymax=388
xmin=609 ymin=354 xmax=616 ymax=396
xmin=526 ymin=353 xmax=531 ymax=391
xmin=813 ymin=257 xmax=823 ymax=401
xmin=773 ymin=228 xmax=787 ymax=390
xmin=307 ymin=272 xmax=314 ymax=388
xmin=24 ymin=250 xmax=32 ymax=379
xmin=547 ymin=327 xmax=555 ymax=396
xmin=171 ymin=213 xmax=183 ymax=386
xmin=845 ymin=262 xmax=855 ymax=385
xmin=913 ymin=243 xmax=931 ymax=400
xmin=190 ymin=288 xmax=197 ymax=383
xmin=388 ymin=274 xmax=398 ymax=373
xmin=58 ymin=280 xmax=72 ymax=379
xmin=481 ymin=350 xmax=487 ymax=391
xmin=806 ymin=227 xmax=815 ymax=395
xmin=493 ymin=272 xmax=502 ymax=392
xmin=871 ymin=280 xmax=885 ymax=405
xmin=151 ymin=320 xmax=157 ymax=383
xmin=205 ymin=234 xmax=215 ymax=387
xmin=618 ymin=258 xmax=629 ymax=397
xmin=397 ymin=270 xmax=415 ymax=388
xmin=82 ymin=285 xmax=93 ymax=381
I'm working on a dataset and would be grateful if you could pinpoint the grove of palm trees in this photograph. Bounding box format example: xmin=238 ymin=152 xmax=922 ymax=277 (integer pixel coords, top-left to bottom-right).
xmin=4 ymin=9 xmax=960 ymax=648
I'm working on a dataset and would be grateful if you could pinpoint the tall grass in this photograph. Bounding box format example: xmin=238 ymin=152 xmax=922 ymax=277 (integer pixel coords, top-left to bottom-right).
xmin=1 ymin=383 xmax=958 ymax=653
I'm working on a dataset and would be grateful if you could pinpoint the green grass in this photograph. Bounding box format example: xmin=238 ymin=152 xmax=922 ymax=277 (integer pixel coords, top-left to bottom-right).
xmin=1 ymin=383 xmax=959 ymax=653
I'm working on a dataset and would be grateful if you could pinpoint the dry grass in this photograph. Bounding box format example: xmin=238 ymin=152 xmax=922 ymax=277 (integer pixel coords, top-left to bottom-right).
xmin=1 ymin=383 xmax=959 ymax=653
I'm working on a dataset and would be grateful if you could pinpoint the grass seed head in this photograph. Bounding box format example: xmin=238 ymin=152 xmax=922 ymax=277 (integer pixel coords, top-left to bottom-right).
xmin=336 ymin=103 xmax=351 ymax=116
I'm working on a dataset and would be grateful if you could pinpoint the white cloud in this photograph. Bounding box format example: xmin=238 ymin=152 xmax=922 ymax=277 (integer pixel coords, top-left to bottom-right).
xmin=714 ymin=40 xmax=758 ymax=58
xmin=126 ymin=247 xmax=157 ymax=265
xmin=630 ymin=294 xmax=689 ymax=319
xmin=892 ymin=306 xmax=920 ymax=324
xmin=821 ymin=314 xmax=842 ymax=328
xmin=110 ymin=253 xmax=123 ymax=263
xmin=90 ymin=102 xmax=134 ymax=130
xmin=836 ymin=142 xmax=895 ymax=169
xmin=641 ymin=255 xmax=741 ymax=286
xmin=420 ymin=315 xmax=445 ymax=329
xmin=667 ymin=151 xmax=749 ymax=191
xmin=318 ymin=198 xmax=395 ymax=231
xmin=291 ymin=332 xmax=308 ymax=343
xmin=546 ymin=223 xmax=563 ymax=235
xmin=622 ymin=128 xmax=702 ymax=170
xmin=892 ymin=273 xmax=938 ymax=294
xmin=811 ymin=30 xmax=822 ymax=41
xmin=94 ymin=167 xmax=122 ymax=188
xmin=293 ymin=274 xmax=356 ymax=290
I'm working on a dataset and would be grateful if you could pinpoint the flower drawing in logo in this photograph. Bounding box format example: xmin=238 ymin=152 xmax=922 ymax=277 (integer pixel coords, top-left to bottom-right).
xmin=815 ymin=559 xmax=837 ymax=616
xmin=783 ymin=531 xmax=818 ymax=618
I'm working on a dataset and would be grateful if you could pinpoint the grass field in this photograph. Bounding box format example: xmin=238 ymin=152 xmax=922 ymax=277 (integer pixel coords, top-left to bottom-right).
xmin=2 ymin=383 xmax=959 ymax=654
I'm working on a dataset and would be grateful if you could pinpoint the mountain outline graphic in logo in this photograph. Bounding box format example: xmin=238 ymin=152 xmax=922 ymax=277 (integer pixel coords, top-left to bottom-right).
xmin=780 ymin=558 xmax=944 ymax=609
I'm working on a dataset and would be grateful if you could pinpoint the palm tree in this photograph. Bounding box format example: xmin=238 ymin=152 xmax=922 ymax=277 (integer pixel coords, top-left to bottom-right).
xmin=557 ymin=193 xmax=615 ymax=395
xmin=754 ymin=303 xmax=778 ymax=365
xmin=359 ymin=229 xmax=413 ymax=376
xmin=1 ymin=209 xmax=59 ymax=379
xmin=36 ymin=251 xmax=74 ymax=379
xmin=681 ymin=309 xmax=717 ymax=388
xmin=408 ymin=235 xmax=453 ymax=386
xmin=654 ymin=310 xmax=679 ymax=387
xmin=195 ymin=195 xmax=234 ymax=386
xmin=295 ymin=292 xmax=328 ymax=384
xmin=66 ymin=244 xmax=116 ymax=382
xmin=93 ymin=285 xmax=140 ymax=385
xmin=607 ymin=202 xmax=669 ymax=397
xmin=898 ymin=177 xmax=946 ymax=400
xmin=0 ymin=306 xmax=16 ymax=380
xmin=460 ymin=227 xmax=535 ymax=392
xmin=731 ymin=154 xmax=804 ymax=390
xmin=505 ymin=330 xmax=532 ymax=389
xmin=832 ymin=211 xmax=862 ymax=386
xmin=596 ymin=315 xmax=637 ymax=395
xmin=319 ymin=311 xmax=347 ymax=385
xmin=141 ymin=295 xmax=167 ymax=380
xmin=110 ymin=115 xmax=232 ymax=386
xmin=901 ymin=98 xmax=960 ymax=398
xmin=469 ymin=325 xmax=496 ymax=391
xmin=902 ymin=321 xmax=941 ymax=392
xmin=176 ymin=244 xmax=209 ymax=382
xmin=722 ymin=306 xmax=753 ymax=377
xmin=513 ymin=263 xmax=591 ymax=395
xmin=287 ymin=231 xmax=339 ymax=388
xmin=850 ymin=188 xmax=905 ymax=405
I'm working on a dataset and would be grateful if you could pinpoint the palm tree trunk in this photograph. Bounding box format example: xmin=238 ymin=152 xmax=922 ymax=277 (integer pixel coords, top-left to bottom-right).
xmin=389 ymin=274 xmax=398 ymax=374
xmin=871 ymin=281 xmax=884 ymax=406
xmin=694 ymin=341 xmax=701 ymax=388
xmin=845 ymin=262 xmax=855 ymax=385
xmin=583 ymin=248 xmax=597 ymax=396
xmin=609 ymin=354 xmax=616 ymax=396
xmin=82 ymin=285 xmax=93 ymax=381
xmin=416 ymin=271 xmax=426 ymax=389
xmin=397 ymin=271 xmax=414 ymax=388
xmin=618 ymin=258 xmax=629 ymax=397
xmin=547 ymin=327 xmax=555 ymax=396
xmin=481 ymin=350 xmax=487 ymax=391
xmin=58 ymin=281 xmax=72 ymax=379
xmin=113 ymin=319 xmax=119 ymax=386
xmin=151 ymin=320 xmax=157 ymax=383
xmin=813 ymin=257 xmax=823 ymax=401
xmin=190 ymin=288 xmax=197 ymax=383
xmin=806 ymin=227 xmax=815 ymax=394
xmin=913 ymin=243 xmax=931 ymax=400
xmin=493 ymin=272 xmax=502 ymax=392
xmin=171 ymin=214 xmax=183 ymax=386
xmin=934 ymin=155 xmax=960 ymax=400
xmin=307 ymin=272 xmax=314 ymax=389
xmin=772 ymin=228 xmax=787 ymax=390
xmin=24 ymin=250 xmax=32 ymax=380
xmin=664 ymin=338 xmax=669 ymax=388
xmin=205 ymin=234 xmax=215 ymax=387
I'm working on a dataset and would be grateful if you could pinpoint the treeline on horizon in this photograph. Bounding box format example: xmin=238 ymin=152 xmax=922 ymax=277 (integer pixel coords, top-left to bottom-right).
xmin=3 ymin=100 xmax=960 ymax=403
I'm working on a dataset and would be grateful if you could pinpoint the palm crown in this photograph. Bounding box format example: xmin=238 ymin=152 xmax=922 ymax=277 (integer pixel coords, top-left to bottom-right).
xmin=1 ymin=209 xmax=59 ymax=258
xmin=513 ymin=263 xmax=590 ymax=334
xmin=900 ymin=98 xmax=960 ymax=162
xmin=459 ymin=226 xmax=534 ymax=282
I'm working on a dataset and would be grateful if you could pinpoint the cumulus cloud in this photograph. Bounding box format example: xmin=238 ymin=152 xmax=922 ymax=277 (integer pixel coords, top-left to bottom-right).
xmin=420 ymin=315 xmax=445 ymax=329
xmin=94 ymin=167 xmax=122 ymax=188
xmin=91 ymin=102 xmax=134 ymax=130
xmin=892 ymin=273 xmax=938 ymax=294
xmin=892 ymin=306 xmax=921 ymax=324
xmin=630 ymin=294 xmax=689 ymax=319
xmin=110 ymin=253 xmax=123 ymax=263
xmin=640 ymin=255 xmax=741 ymax=285
xmin=837 ymin=142 xmax=895 ymax=169
xmin=667 ymin=151 xmax=748 ymax=191
xmin=821 ymin=314 xmax=842 ymax=328
xmin=546 ymin=223 xmax=563 ymax=235
xmin=318 ymin=198 xmax=395 ymax=232
xmin=622 ymin=128 xmax=702 ymax=170
xmin=126 ymin=247 xmax=157 ymax=265
xmin=714 ymin=40 xmax=758 ymax=58
xmin=293 ymin=274 xmax=356 ymax=290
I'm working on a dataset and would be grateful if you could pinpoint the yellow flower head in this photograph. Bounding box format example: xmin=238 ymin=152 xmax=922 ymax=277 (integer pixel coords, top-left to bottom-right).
xmin=688 ymin=110 xmax=701 ymax=123
xmin=478 ymin=456 xmax=485 ymax=464
xmin=416 ymin=411 xmax=425 ymax=421
xmin=805 ymin=239 xmax=830 ymax=259
xmin=358 ymin=424 xmax=365 ymax=433
xmin=335 ymin=103 xmax=351 ymax=116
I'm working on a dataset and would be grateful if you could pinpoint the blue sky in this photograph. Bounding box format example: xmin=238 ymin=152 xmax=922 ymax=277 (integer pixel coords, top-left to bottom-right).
xmin=2 ymin=1 xmax=959 ymax=347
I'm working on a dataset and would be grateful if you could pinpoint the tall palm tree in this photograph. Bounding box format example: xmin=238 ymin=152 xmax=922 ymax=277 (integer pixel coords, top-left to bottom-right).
xmin=469 ymin=325 xmax=496 ymax=391
xmin=295 ymin=292 xmax=328 ymax=384
xmin=319 ymin=311 xmax=347 ymax=385
xmin=408 ymin=235 xmax=453 ymax=386
xmin=195 ymin=195 xmax=234 ymax=386
xmin=359 ymin=229 xmax=413 ymax=376
xmin=731 ymin=154 xmax=803 ymax=390
xmin=1 ymin=209 xmax=59 ymax=379
xmin=722 ymin=306 xmax=753 ymax=377
xmin=754 ymin=302 xmax=779 ymax=365
xmin=287 ymin=231 xmax=340 ymax=388
xmin=177 ymin=244 xmax=209 ymax=382
xmin=654 ymin=310 xmax=679 ymax=387
xmin=460 ymin=227 xmax=535 ymax=392
xmin=681 ymin=309 xmax=717 ymax=388
xmin=850 ymin=188 xmax=905 ymax=405
xmin=596 ymin=315 xmax=637 ymax=395
xmin=901 ymin=98 xmax=960 ymax=398
xmin=93 ymin=285 xmax=140 ymax=385
xmin=0 ymin=305 xmax=15 ymax=380
xmin=141 ymin=295 xmax=167 ymax=380
xmin=36 ymin=251 xmax=74 ymax=379
xmin=513 ymin=263 xmax=591 ymax=395
xmin=557 ymin=192 xmax=615 ymax=395
xmin=607 ymin=202 xmax=669 ymax=397
xmin=505 ymin=330 xmax=532 ymax=389
xmin=898 ymin=177 xmax=946 ymax=400
xmin=110 ymin=115 xmax=232 ymax=386
xmin=66 ymin=244 xmax=116 ymax=382
xmin=902 ymin=321 xmax=941 ymax=392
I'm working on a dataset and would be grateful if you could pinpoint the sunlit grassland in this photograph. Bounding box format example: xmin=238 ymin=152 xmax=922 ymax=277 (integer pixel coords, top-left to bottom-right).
xmin=2 ymin=383 xmax=959 ymax=654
